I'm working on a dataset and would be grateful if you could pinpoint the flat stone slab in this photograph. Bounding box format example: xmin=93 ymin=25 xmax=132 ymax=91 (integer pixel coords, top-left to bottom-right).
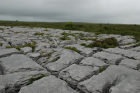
xmin=26 ymin=53 xmax=40 ymax=61
xmin=66 ymin=44 xmax=94 ymax=57
xmin=45 ymin=49 xmax=83 ymax=75
xmin=93 ymin=52 xmax=123 ymax=65
xmin=59 ymin=64 xmax=100 ymax=85
xmin=20 ymin=47 xmax=32 ymax=54
xmin=0 ymin=48 xmax=20 ymax=58
xmin=80 ymin=57 xmax=108 ymax=68
xmin=119 ymin=59 xmax=140 ymax=70
xmin=19 ymin=75 xmax=78 ymax=93
xmin=0 ymin=54 xmax=45 ymax=74
xmin=77 ymin=65 xmax=140 ymax=93
xmin=104 ymin=48 xmax=140 ymax=60
xmin=129 ymin=46 xmax=140 ymax=52
xmin=0 ymin=71 xmax=50 ymax=93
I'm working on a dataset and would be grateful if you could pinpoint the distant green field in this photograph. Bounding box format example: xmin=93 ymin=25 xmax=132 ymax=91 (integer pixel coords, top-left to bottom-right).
xmin=0 ymin=20 xmax=140 ymax=42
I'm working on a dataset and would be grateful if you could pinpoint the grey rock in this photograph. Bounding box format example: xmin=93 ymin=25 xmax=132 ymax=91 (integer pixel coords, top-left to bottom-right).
xmin=66 ymin=44 xmax=94 ymax=57
xmin=0 ymin=48 xmax=20 ymax=58
xmin=20 ymin=47 xmax=32 ymax=54
xmin=80 ymin=57 xmax=108 ymax=68
xmin=0 ymin=71 xmax=50 ymax=93
xmin=45 ymin=49 xmax=83 ymax=75
xmin=36 ymin=57 xmax=48 ymax=66
xmin=104 ymin=48 xmax=140 ymax=60
xmin=26 ymin=53 xmax=40 ymax=61
xmin=93 ymin=52 xmax=123 ymax=65
xmin=35 ymin=43 xmax=50 ymax=52
xmin=110 ymin=79 xmax=140 ymax=93
xmin=77 ymin=65 xmax=140 ymax=93
xmin=119 ymin=59 xmax=140 ymax=70
xmin=59 ymin=64 xmax=100 ymax=85
xmin=19 ymin=75 xmax=78 ymax=93
xmin=119 ymin=44 xmax=135 ymax=49
xmin=0 ymin=54 xmax=45 ymax=74
xmin=129 ymin=46 xmax=140 ymax=52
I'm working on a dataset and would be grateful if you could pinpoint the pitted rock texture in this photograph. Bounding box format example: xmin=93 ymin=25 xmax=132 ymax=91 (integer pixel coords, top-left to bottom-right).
xmin=0 ymin=26 xmax=140 ymax=93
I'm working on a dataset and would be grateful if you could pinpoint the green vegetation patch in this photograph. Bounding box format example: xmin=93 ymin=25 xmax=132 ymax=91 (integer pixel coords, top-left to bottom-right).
xmin=65 ymin=47 xmax=80 ymax=53
xmin=1 ymin=21 xmax=140 ymax=41
xmin=0 ymin=28 xmax=4 ymax=31
xmin=5 ymin=41 xmax=37 ymax=52
xmin=0 ymin=42 xmax=3 ymax=46
xmin=29 ymin=74 xmax=46 ymax=84
xmin=83 ymin=37 xmax=118 ymax=48
xmin=34 ymin=32 xmax=45 ymax=36
xmin=135 ymin=42 xmax=140 ymax=47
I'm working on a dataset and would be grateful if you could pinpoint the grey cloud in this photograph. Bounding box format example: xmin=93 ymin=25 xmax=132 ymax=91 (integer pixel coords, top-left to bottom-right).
xmin=0 ymin=0 xmax=140 ymax=24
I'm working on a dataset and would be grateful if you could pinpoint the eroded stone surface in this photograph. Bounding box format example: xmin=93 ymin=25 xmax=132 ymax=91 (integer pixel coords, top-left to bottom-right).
xmin=119 ymin=59 xmax=140 ymax=70
xmin=80 ymin=57 xmax=108 ymax=68
xmin=93 ymin=52 xmax=123 ymax=65
xmin=104 ymin=48 xmax=140 ymax=60
xmin=59 ymin=64 xmax=100 ymax=85
xmin=78 ymin=65 xmax=140 ymax=93
xmin=0 ymin=54 xmax=45 ymax=74
xmin=19 ymin=75 xmax=78 ymax=93
xmin=45 ymin=49 xmax=83 ymax=75
xmin=0 ymin=71 xmax=50 ymax=93
xmin=0 ymin=48 xmax=20 ymax=58
xmin=0 ymin=26 xmax=140 ymax=93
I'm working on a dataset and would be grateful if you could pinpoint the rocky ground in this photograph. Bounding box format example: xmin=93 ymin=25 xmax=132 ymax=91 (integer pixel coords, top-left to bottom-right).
xmin=0 ymin=26 xmax=140 ymax=93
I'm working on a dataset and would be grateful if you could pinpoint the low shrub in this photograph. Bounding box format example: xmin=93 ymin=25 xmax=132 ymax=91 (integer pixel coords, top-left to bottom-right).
xmin=86 ymin=37 xmax=118 ymax=48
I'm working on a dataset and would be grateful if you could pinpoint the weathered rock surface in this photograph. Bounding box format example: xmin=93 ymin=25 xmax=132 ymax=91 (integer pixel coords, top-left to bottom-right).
xmin=93 ymin=52 xmax=123 ymax=65
xmin=20 ymin=47 xmax=32 ymax=54
xmin=45 ymin=49 xmax=83 ymax=75
xmin=59 ymin=64 xmax=100 ymax=86
xmin=0 ymin=71 xmax=50 ymax=93
xmin=78 ymin=65 xmax=140 ymax=93
xmin=19 ymin=75 xmax=78 ymax=93
xmin=119 ymin=59 xmax=140 ymax=70
xmin=0 ymin=26 xmax=140 ymax=93
xmin=104 ymin=48 xmax=140 ymax=60
xmin=80 ymin=57 xmax=109 ymax=68
xmin=0 ymin=48 xmax=20 ymax=58
xmin=0 ymin=54 xmax=45 ymax=74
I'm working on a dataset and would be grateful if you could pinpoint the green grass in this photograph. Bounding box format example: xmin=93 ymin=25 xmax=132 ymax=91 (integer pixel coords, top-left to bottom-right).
xmin=65 ymin=47 xmax=80 ymax=53
xmin=5 ymin=41 xmax=37 ymax=51
xmin=82 ymin=37 xmax=118 ymax=48
xmin=0 ymin=21 xmax=140 ymax=41
xmin=0 ymin=28 xmax=4 ymax=31
xmin=34 ymin=32 xmax=45 ymax=36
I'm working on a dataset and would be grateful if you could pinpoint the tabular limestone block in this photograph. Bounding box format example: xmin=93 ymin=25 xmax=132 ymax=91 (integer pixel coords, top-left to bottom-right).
xmin=104 ymin=48 xmax=140 ymax=60
xmin=20 ymin=47 xmax=32 ymax=54
xmin=93 ymin=52 xmax=123 ymax=65
xmin=78 ymin=65 xmax=140 ymax=93
xmin=19 ymin=75 xmax=78 ymax=93
xmin=0 ymin=48 xmax=20 ymax=58
xmin=119 ymin=59 xmax=140 ymax=70
xmin=0 ymin=54 xmax=45 ymax=74
xmin=80 ymin=57 xmax=108 ymax=68
xmin=26 ymin=53 xmax=40 ymax=61
xmin=59 ymin=64 xmax=100 ymax=85
xmin=0 ymin=71 xmax=50 ymax=93
xmin=45 ymin=49 xmax=83 ymax=75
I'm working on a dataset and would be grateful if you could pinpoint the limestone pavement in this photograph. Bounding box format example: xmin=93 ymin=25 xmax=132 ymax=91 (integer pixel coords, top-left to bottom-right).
xmin=0 ymin=26 xmax=140 ymax=93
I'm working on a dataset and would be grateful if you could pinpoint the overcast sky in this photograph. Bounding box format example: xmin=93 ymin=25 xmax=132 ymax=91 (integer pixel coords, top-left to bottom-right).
xmin=0 ymin=0 xmax=140 ymax=24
